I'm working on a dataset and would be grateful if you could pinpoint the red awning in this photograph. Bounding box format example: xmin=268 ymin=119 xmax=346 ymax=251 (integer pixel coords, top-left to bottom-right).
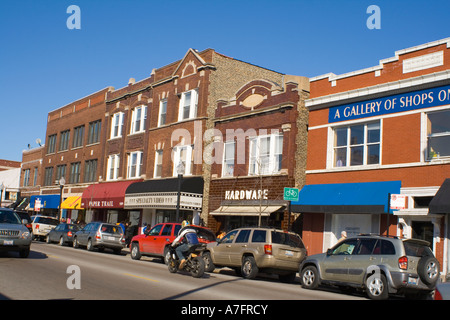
xmin=81 ymin=180 xmax=142 ymax=209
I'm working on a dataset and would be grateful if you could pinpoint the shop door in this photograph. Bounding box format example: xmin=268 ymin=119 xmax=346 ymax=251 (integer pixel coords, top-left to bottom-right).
xmin=411 ymin=221 xmax=434 ymax=249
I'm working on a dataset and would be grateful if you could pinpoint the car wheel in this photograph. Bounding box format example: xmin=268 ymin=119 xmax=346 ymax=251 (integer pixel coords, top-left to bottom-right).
xmin=59 ymin=236 xmax=65 ymax=246
xmin=131 ymin=243 xmax=141 ymax=260
xmin=202 ymin=252 xmax=215 ymax=272
xmin=241 ymin=256 xmax=258 ymax=279
xmin=365 ymin=273 xmax=389 ymax=300
xmin=418 ymin=256 xmax=440 ymax=285
xmin=163 ymin=246 xmax=170 ymax=265
xmin=301 ymin=265 xmax=320 ymax=290
xmin=46 ymin=235 xmax=51 ymax=244
xmin=87 ymin=239 xmax=94 ymax=251
xmin=73 ymin=237 xmax=79 ymax=248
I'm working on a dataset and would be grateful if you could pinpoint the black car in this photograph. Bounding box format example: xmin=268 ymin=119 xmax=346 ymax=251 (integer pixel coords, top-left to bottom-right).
xmin=46 ymin=223 xmax=81 ymax=246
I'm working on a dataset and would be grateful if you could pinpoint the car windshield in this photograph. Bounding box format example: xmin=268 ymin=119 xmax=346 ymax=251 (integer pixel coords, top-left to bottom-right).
xmin=0 ymin=211 xmax=21 ymax=224
xmin=271 ymin=231 xmax=305 ymax=248
xmin=35 ymin=217 xmax=59 ymax=225
xmin=101 ymin=224 xmax=122 ymax=234
xmin=404 ymin=241 xmax=433 ymax=257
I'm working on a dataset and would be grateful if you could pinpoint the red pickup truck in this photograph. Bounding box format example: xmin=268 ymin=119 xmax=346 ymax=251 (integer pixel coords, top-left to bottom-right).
xmin=129 ymin=222 xmax=215 ymax=263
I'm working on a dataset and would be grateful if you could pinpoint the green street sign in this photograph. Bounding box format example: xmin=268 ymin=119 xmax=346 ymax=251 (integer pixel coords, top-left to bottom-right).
xmin=283 ymin=187 xmax=299 ymax=201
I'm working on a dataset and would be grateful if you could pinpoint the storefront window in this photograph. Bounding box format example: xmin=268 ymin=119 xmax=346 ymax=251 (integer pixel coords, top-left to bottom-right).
xmin=427 ymin=109 xmax=450 ymax=160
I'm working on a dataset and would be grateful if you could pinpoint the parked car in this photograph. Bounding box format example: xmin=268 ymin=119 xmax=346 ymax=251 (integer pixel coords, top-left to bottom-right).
xmin=130 ymin=223 xmax=216 ymax=263
xmin=46 ymin=223 xmax=81 ymax=246
xmin=204 ymin=227 xmax=307 ymax=283
xmin=299 ymin=234 xmax=440 ymax=300
xmin=73 ymin=222 xmax=125 ymax=254
xmin=0 ymin=208 xmax=32 ymax=258
xmin=15 ymin=211 xmax=32 ymax=232
xmin=31 ymin=215 xmax=59 ymax=241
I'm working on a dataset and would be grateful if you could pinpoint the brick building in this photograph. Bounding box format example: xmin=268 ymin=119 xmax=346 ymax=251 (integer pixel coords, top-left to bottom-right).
xmin=18 ymin=146 xmax=44 ymax=209
xmin=207 ymin=77 xmax=309 ymax=233
xmin=33 ymin=87 xmax=114 ymax=219
xmin=292 ymin=38 xmax=450 ymax=276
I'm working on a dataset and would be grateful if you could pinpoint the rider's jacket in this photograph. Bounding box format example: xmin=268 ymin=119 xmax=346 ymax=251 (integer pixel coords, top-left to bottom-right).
xmin=172 ymin=228 xmax=199 ymax=246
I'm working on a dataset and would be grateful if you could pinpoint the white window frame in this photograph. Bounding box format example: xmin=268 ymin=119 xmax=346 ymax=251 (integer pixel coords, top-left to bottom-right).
xmin=248 ymin=133 xmax=283 ymax=176
xmin=178 ymin=89 xmax=198 ymax=121
xmin=154 ymin=150 xmax=163 ymax=178
xmin=130 ymin=105 xmax=147 ymax=134
xmin=331 ymin=121 xmax=381 ymax=168
xmin=127 ymin=151 xmax=144 ymax=179
xmin=106 ymin=154 xmax=120 ymax=181
xmin=110 ymin=112 xmax=124 ymax=139
xmin=172 ymin=145 xmax=193 ymax=176
xmin=425 ymin=108 xmax=450 ymax=161
xmin=222 ymin=141 xmax=235 ymax=177
xmin=158 ymin=99 xmax=167 ymax=127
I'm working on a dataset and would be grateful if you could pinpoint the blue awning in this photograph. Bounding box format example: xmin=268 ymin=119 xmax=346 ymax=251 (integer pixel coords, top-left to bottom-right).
xmin=291 ymin=181 xmax=401 ymax=214
xmin=30 ymin=195 xmax=61 ymax=210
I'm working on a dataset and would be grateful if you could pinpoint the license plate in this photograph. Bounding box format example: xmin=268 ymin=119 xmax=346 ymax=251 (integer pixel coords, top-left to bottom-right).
xmin=3 ymin=240 xmax=13 ymax=246
xmin=106 ymin=236 xmax=116 ymax=241
xmin=285 ymin=250 xmax=293 ymax=257
xmin=408 ymin=277 xmax=418 ymax=285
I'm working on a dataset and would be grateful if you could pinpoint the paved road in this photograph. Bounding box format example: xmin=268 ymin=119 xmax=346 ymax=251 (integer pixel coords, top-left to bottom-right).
xmin=0 ymin=241 xmax=366 ymax=301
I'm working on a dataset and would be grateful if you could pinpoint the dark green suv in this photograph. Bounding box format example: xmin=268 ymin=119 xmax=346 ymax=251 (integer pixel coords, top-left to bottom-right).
xmin=299 ymin=235 xmax=440 ymax=299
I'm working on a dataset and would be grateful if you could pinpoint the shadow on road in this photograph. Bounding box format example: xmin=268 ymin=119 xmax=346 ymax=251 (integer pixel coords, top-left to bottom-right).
xmin=163 ymin=277 xmax=244 ymax=300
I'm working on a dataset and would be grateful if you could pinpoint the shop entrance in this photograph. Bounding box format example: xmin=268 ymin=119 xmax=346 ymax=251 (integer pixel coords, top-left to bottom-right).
xmin=411 ymin=221 xmax=434 ymax=248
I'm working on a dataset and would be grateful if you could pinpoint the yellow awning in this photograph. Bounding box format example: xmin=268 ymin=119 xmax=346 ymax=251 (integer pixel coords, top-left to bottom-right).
xmin=61 ymin=196 xmax=82 ymax=209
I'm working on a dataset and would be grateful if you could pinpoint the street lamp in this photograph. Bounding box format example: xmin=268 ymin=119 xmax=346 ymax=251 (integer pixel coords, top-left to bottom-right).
xmin=175 ymin=161 xmax=185 ymax=222
xmin=0 ymin=183 xmax=4 ymax=208
xmin=59 ymin=177 xmax=65 ymax=221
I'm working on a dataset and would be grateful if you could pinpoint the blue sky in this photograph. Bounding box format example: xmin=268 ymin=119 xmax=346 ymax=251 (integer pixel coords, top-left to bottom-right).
xmin=0 ymin=0 xmax=449 ymax=161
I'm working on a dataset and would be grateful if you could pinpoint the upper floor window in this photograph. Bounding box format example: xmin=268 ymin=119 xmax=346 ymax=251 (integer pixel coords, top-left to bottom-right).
xmin=73 ymin=125 xmax=85 ymax=148
xmin=127 ymin=151 xmax=143 ymax=179
xmin=106 ymin=154 xmax=120 ymax=181
xmin=56 ymin=164 xmax=66 ymax=182
xmin=47 ymin=134 xmax=57 ymax=154
xmin=130 ymin=106 xmax=147 ymax=134
xmin=44 ymin=167 xmax=54 ymax=186
xmin=249 ymin=134 xmax=283 ymax=175
xmin=87 ymin=120 xmax=102 ymax=145
xmin=427 ymin=109 xmax=450 ymax=160
xmin=172 ymin=145 xmax=193 ymax=176
xmin=222 ymin=141 xmax=235 ymax=177
xmin=154 ymin=150 xmax=163 ymax=178
xmin=178 ymin=89 xmax=198 ymax=121
xmin=158 ymin=99 xmax=167 ymax=127
xmin=84 ymin=159 xmax=98 ymax=183
xmin=69 ymin=162 xmax=81 ymax=184
xmin=59 ymin=130 xmax=70 ymax=151
xmin=23 ymin=169 xmax=30 ymax=187
xmin=111 ymin=112 xmax=124 ymax=139
xmin=333 ymin=121 xmax=380 ymax=167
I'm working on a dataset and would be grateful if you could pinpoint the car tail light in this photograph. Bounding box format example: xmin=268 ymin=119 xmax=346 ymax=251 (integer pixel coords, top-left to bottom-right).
xmin=264 ymin=244 xmax=272 ymax=255
xmin=95 ymin=232 xmax=101 ymax=240
xmin=398 ymin=256 xmax=408 ymax=270
xmin=35 ymin=224 xmax=39 ymax=230
xmin=67 ymin=231 xmax=72 ymax=237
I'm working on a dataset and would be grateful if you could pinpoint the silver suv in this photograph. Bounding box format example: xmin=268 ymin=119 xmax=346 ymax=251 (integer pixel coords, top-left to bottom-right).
xmin=299 ymin=234 xmax=440 ymax=299
xmin=73 ymin=222 xmax=125 ymax=254
xmin=204 ymin=227 xmax=307 ymax=282
xmin=0 ymin=209 xmax=32 ymax=258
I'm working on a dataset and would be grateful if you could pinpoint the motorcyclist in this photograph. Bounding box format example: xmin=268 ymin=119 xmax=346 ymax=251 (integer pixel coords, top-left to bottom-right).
xmin=171 ymin=221 xmax=199 ymax=269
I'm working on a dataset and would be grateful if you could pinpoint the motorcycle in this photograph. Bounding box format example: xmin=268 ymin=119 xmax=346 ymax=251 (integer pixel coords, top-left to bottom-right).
xmin=167 ymin=243 xmax=206 ymax=278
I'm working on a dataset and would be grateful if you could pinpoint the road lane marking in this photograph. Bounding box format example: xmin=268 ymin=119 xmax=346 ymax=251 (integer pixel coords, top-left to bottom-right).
xmin=123 ymin=273 xmax=159 ymax=282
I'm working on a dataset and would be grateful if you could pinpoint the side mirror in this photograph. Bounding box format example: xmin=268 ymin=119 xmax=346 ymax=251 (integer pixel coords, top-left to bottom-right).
xmin=22 ymin=219 xmax=28 ymax=225
xmin=326 ymin=248 xmax=333 ymax=256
